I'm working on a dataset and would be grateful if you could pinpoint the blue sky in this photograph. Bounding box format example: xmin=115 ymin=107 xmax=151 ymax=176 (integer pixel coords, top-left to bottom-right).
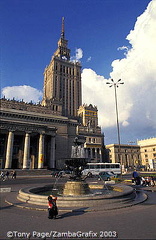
xmin=1 ymin=0 xmax=156 ymax=145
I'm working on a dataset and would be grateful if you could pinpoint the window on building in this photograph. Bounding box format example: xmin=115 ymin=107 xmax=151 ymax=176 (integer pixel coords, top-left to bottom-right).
xmin=55 ymin=63 xmax=58 ymax=70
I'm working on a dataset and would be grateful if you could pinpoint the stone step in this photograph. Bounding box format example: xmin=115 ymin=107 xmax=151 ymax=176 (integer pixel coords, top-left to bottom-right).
xmin=7 ymin=190 xmax=147 ymax=212
xmin=4 ymin=169 xmax=52 ymax=176
xmin=17 ymin=184 xmax=139 ymax=208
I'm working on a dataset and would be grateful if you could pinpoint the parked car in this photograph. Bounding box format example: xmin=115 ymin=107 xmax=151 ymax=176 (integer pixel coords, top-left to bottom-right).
xmin=51 ymin=170 xmax=72 ymax=178
xmin=98 ymin=172 xmax=112 ymax=181
xmin=50 ymin=170 xmax=60 ymax=177
xmin=59 ymin=170 xmax=72 ymax=177
xmin=107 ymin=171 xmax=119 ymax=178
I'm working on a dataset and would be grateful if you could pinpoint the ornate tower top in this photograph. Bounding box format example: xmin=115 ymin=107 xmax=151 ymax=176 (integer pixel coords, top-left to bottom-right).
xmin=54 ymin=17 xmax=70 ymax=60
xmin=61 ymin=17 xmax=65 ymax=39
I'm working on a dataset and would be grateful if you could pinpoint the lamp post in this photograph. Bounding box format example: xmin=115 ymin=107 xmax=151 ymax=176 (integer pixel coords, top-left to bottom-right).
xmin=106 ymin=79 xmax=124 ymax=175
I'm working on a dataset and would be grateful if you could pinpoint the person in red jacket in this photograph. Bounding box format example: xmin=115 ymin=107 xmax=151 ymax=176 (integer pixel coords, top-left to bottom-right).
xmin=48 ymin=195 xmax=58 ymax=219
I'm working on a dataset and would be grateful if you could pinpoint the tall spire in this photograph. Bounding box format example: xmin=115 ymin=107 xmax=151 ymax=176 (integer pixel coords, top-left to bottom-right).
xmin=61 ymin=17 xmax=65 ymax=39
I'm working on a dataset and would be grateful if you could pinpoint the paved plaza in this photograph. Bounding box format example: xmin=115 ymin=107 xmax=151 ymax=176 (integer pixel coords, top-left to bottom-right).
xmin=0 ymin=173 xmax=156 ymax=240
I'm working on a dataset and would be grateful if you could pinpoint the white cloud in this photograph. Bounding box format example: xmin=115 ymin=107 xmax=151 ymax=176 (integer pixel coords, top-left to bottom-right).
xmin=117 ymin=46 xmax=129 ymax=55
xmin=1 ymin=85 xmax=42 ymax=103
xmin=76 ymin=48 xmax=83 ymax=60
xmin=71 ymin=48 xmax=83 ymax=62
xmin=82 ymin=0 xmax=156 ymax=143
xmin=82 ymin=69 xmax=133 ymax=129
xmin=117 ymin=46 xmax=129 ymax=51
xmin=87 ymin=56 xmax=92 ymax=62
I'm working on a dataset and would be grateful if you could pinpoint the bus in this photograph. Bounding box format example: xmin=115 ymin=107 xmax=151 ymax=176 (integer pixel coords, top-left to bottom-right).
xmin=82 ymin=163 xmax=122 ymax=176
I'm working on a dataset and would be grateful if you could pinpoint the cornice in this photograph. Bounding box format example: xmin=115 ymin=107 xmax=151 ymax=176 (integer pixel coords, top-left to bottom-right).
xmin=0 ymin=108 xmax=78 ymax=127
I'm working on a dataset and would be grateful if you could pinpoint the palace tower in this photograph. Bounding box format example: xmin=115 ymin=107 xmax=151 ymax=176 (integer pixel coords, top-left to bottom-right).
xmin=42 ymin=17 xmax=82 ymax=118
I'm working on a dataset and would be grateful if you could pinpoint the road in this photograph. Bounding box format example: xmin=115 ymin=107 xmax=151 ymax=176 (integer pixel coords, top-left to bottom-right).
xmin=0 ymin=175 xmax=156 ymax=240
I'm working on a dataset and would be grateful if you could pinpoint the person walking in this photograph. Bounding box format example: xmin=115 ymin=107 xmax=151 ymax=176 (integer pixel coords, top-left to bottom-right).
xmin=150 ymin=176 xmax=155 ymax=187
xmin=0 ymin=171 xmax=6 ymax=181
xmin=5 ymin=171 xmax=10 ymax=179
xmin=12 ymin=170 xmax=17 ymax=179
xmin=132 ymin=170 xmax=139 ymax=185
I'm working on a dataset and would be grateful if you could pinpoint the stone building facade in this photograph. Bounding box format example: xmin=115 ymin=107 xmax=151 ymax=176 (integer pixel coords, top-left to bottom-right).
xmin=137 ymin=138 xmax=156 ymax=169
xmin=0 ymin=18 xmax=104 ymax=169
xmin=77 ymin=104 xmax=104 ymax=162
xmin=105 ymin=144 xmax=141 ymax=169
xmin=0 ymin=98 xmax=78 ymax=169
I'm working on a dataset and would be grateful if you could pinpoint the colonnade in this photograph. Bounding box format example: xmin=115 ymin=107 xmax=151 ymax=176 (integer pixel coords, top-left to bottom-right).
xmin=85 ymin=147 xmax=102 ymax=162
xmin=4 ymin=130 xmax=56 ymax=169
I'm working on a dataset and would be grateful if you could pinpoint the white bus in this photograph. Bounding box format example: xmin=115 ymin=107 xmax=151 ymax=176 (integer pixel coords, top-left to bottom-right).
xmin=82 ymin=163 xmax=121 ymax=176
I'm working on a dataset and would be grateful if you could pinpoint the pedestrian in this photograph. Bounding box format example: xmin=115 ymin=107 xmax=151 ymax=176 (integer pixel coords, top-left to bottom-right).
xmin=150 ymin=176 xmax=155 ymax=187
xmin=0 ymin=171 xmax=6 ymax=181
xmin=145 ymin=177 xmax=151 ymax=186
xmin=5 ymin=171 xmax=10 ymax=179
xmin=132 ymin=170 xmax=139 ymax=185
xmin=48 ymin=195 xmax=58 ymax=219
xmin=141 ymin=176 xmax=146 ymax=186
xmin=12 ymin=170 xmax=16 ymax=179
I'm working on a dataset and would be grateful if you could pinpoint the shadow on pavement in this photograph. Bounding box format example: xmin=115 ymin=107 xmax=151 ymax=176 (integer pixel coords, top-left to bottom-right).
xmin=58 ymin=207 xmax=88 ymax=219
xmin=0 ymin=203 xmax=15 ymax=210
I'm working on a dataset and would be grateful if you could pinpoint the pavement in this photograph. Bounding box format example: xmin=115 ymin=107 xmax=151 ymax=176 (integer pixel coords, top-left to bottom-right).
xmin=1 ymin=171 xmax=156 ymax=240
xmin=1 ymin=170 xmax=156 ymax=213
xmin=2 ymin=178 xmax=154 ymax=213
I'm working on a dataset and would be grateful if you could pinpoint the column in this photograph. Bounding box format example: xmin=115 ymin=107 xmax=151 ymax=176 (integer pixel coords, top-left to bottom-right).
xmin=88 ymin=148 xmax=91 ymax=161
xmin=5 ymin=131 xmax=14 ymax=169
xmin=49 ymin=135 xmax=55 ymax=169
xmin=85 ymin=148 xmax=88 ymax=159
xmin=95 ymin=148 xmax=98 ymax=162
xmin=38 ymin=133 xmax=45 ymax=169
xmin=90 ymin=148 xmax=93 ymax=160
xmin=99 ymin=148 xmax=102 ymax=162
xmin=23 ymin=132 xmax=31 ymax=169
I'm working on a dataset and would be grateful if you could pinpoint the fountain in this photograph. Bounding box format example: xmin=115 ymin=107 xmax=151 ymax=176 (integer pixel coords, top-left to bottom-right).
xmin=17 ymin=137 xmax=147 ymax=210
xmin=63 ymin=136 xmax=90 ymax=196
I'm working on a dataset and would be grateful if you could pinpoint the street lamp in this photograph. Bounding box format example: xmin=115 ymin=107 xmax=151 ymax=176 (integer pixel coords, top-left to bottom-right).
xmin=106 ymin=79 xmax=124 ymax=175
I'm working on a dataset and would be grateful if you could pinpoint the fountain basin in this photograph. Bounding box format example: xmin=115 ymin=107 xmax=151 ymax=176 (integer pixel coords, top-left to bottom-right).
xmin=17 ymin=184 xmax=136 ymax=208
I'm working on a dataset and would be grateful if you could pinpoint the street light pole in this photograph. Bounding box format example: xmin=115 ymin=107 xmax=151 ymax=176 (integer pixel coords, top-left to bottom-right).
xmin=106 ymin=79 xmax=124 ymax=175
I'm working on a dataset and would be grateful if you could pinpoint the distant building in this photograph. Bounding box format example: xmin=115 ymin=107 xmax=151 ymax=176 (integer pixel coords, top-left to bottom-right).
xmin=137 ymin=137 xmax=156 ymax=170
xmin=77 ymin=104 xmax=104 ymax=162
xmin=0 ymin=18 xmax=104 ymax=169
xmin=105 ymin=144 xmax=141 ymax=168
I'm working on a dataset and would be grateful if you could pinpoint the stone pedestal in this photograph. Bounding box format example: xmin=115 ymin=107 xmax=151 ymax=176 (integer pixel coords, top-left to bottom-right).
xmin=63 ymin=181 xmax=90 ymax=196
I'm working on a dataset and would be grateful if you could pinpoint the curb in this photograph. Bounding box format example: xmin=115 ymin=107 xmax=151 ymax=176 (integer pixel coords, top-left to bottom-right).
xmin=5 ymin=191 xmax=148 ymax=213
